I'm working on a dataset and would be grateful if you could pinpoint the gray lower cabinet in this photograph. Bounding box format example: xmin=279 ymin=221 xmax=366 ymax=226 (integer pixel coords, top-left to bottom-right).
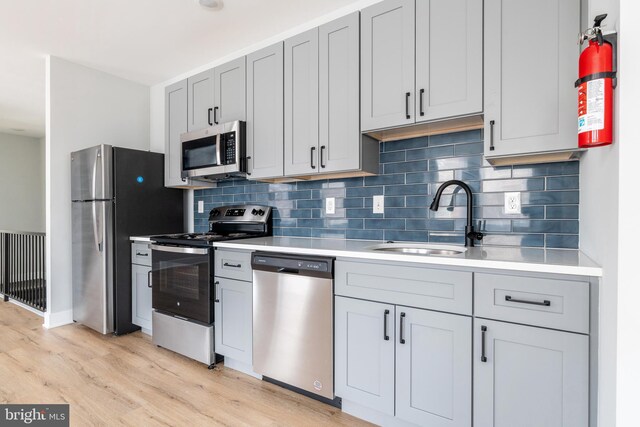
xmin=474 ymin=319 xmax=589 ymax=427
xmin=214 ymin=276 xmax=252 ymax=365
xmin=187 ymin=68 xmax=215 ymax=131
xmin=335 ymin=296 xmax=472 ymax=426
xmin=213 ymin=56 xmax=246 ymax=124
xmin=131 ymin=243 xmax=152 ymax=333
xmin=246 ymin=43 xmax=284 ymax=179
xmin=484 ymin=0 xmax=580 ymax=162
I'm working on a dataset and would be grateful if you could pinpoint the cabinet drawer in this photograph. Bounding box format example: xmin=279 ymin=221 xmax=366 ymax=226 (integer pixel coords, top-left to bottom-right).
xmin=335 ymin=260 xmax=472 ymax=315
xmin=214 ymin=249 xmax=252 ymax=282
xmin=475 ymin=273 xmax=589 ymax=334
xmin=131 ymin=242 xmax=151 ymax=266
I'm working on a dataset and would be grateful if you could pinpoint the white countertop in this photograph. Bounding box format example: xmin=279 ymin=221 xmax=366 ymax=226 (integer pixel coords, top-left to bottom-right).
xmin=130 ymin=235 xmax=153 ymax=242
xmin=213 ymin=237 xmax=602 ymax=277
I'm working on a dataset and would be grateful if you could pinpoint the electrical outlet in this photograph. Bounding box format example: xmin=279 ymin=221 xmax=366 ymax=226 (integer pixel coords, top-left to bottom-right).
xmin=198 ymin=200 xmax=204 ymax=213
xmin=373 ymin=195 xmax=385 ymax=214
xmin=326 ymin=197 xmax=336 ymax=215
xmin=504 ymin=192 xmax=521 ymax=214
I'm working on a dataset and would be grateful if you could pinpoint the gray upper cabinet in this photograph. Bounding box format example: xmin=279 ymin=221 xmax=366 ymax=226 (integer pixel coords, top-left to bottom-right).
xmin=361 ymin=0 xmax=415 ymax=131
xmin=319 ymin=12 xmax=362 ymax=173
xmin=415 ymin=0 xmax=482 ymax=122
xmin=484 ymin=0 xmax=580 ymax=162
xmin=474 ymin=319 xmax=589 ymax=427
xmin=396 ymin=307 xmax=471 ymax=427
xmin=165 ymin=79 xmax=189 ymax=188
xmin=246 ymin=43 xmax=284 ymax=180
xmin=213 ymin=57 xmax=246 ymax=124
xmin=284 ymin=28 xmax=319 ymax=176
xmin=187 ymin=69 xmax=214 ymax=132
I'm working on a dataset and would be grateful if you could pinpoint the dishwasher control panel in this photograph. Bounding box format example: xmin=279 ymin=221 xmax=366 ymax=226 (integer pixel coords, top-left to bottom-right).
xmin=252 ymin=253 xmax=333 ymax=277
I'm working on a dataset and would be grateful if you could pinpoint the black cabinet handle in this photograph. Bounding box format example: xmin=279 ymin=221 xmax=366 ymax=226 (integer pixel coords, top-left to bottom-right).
xmin=419 ymin=89 xmax=425 ymax=116
xmin=147 ymin=270 xmax=153 ymax=288
xmin=310 ymin=146 xmax=316 ymax=169
xmin=214 ymin=281 xmax=220 ymax=303
xmin=489 ymin=120 xmax=495 ymax=151
xmin=246 ymin=156 xmax=252 ymax=176
xmin=383 ymin=309 xmax=390 ymax=341
xmin=320 ymin=145 xmax=326 ymax=168
xmin=136 ymin=252 xmax=148 ymax=257
xmin=481 ymin=326 xmax=487 ymax=362
xmin=207 ymin=108 xmax=213 ymax=126
xmin=213 ymin=107 xmax=219 ymax=124
xmin=405 ymin=92 xmax=411 ymax=119
xmin=505 ymin=295 xmax=551 ymax=306
xmin=223 ymin=262 xmax=242 ymax=268
xmin=399 ymin=312 xmax=406 ymax=344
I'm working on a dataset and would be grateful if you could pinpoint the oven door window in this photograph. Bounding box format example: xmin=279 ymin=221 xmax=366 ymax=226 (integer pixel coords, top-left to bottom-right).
xmin=182 ymin=135 xmax=219 ymax=171
xmin=151 ymin=250 xmax=212 ymax=324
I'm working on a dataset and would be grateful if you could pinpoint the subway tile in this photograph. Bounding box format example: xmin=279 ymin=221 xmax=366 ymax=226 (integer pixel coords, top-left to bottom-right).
xmin=546 ymin=234 xmax=579 ymax=249
xmin=482 ymin=178 xmax=545 ymax=193
xmin=512 ymin=220 xmax=579 ymax=234
xmin=428 ymin=232 xmax=466 ymax=245
xmin=481 ymin=234 xmax=545 ymax=247
xmin=233 ymin=193 xmax=255 ymax=202
xmin=546 ymin=176 xmax=579 ymax=190
xmin=406 ymin=219 xmax=455 ymax=231
xmin=380 ymin=151 xmax=406 ymax=163
xmin=429 ymin=180 xmax=481 ymax=195
xmin=481 ymin=206 xmax=545 ymax=219
xmin=340 ymin=177 xmax=365 ymax=187
xmin=385 ymin=184 xmax=429 ymax=196
xmin=297 ymin=219 xmax=325 ymax=228
xmin=364 ymin=174 xmax=405 ymax=186
xmin=222 ymin=185 xmax=245 ymax=194
xmin=346 ymin=208 xmax=383 ymax=218
xmin=273 ymin=218 xmax=297 ymax=227
xmin=383 ymin=136 xmax=429 ymax=152
xmin=455 ymin=167 xmax=511 ymax=181
xmin=365 ymin=219 xmax=406 ymax=230
xmin=406 ymin=170 xmax=454 ymax=184
xmin=346 ymin=186 xmax=383 ymax=198
xmin=346 ymin=229 xmax=384 ymax=241
xmin=217 ymin=180 xmax=237 ymax=187
xmin=312 ymin=188 xmax=346 ymax=198
xmin=384 ymin=160 xmax=429 ymax=174
xmin=289 ymin=209 xmax=312 ymax=219
xmin=406 ymin=196 xmax=430 ymax=207
xmin=475 ymin=219 xmax=512 ymax=233
xmin=546 ymin=205 xmax=580 ymax=219
xmin=513 ymin=161 xmax=579 ymax=178
xmin=384 ymin=230 xmax=429 ymax=243
xmin=281 ymin=228 xmax=312 ymax=237
xmin=312 ymin=228 xmax=346 ymax=239
xmin=429 ymin=206 xmax=482 ymax=219
xmin=405 ymin=145 xmax=455 ymax=161
xmin=296 ymin=199 xmax=323 ymax=209
xmin=343 ymin=198 xmax=364 ymax=208
xmin=296 ymin=180 xmax=327 ymax=190
xmin=429 ymin=130 xmax=481 ymax=146
xmin=384 ymin=207 xmax=428 ymax=218
xmin=363 ymin=196 xmax=405 ymax=208
xmin=521 ymin=191 xmax=579 ymax=205
xmin=429 ymin=155 xmax=483 ymax=170
xmin=454 ymin=141 xmax=484 ymax=156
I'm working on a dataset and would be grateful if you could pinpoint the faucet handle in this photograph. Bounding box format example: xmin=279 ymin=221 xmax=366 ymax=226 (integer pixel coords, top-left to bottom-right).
xmin=467 ymin=231 xmax=484 ymax=241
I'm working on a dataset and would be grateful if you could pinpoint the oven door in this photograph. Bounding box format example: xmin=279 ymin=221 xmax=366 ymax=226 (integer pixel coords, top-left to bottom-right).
xmin=150 ymin=244 xmax=213 ymax=324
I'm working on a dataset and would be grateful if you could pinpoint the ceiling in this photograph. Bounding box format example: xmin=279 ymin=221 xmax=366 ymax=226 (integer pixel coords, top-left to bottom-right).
xmin=0 ymin=0 xmax=366 ymax=138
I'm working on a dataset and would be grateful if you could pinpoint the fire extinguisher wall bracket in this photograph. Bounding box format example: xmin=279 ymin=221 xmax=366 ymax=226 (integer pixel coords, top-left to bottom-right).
xmin=603 ymin=32 xmax=618 ymax=89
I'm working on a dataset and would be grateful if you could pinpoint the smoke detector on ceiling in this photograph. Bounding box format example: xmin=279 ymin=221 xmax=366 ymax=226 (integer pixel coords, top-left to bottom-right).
xmin=196 ymin=0 xmax=223 ymax=10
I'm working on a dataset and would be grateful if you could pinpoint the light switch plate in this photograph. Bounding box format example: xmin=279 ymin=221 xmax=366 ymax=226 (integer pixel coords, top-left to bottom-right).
xmin=197 ymin=200 xmax=204 ymax=213
xmin=504 ymin=192 xmax=521 ymax=214
xmin=373 ymin=195 xmax=384 ymax=214
xmin=326 ymin=197 xmax=336 ymax=215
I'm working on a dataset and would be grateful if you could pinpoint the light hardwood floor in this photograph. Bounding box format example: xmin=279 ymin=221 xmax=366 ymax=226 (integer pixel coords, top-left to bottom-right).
xmin=0 ymin=303 xmax=372 ymax=426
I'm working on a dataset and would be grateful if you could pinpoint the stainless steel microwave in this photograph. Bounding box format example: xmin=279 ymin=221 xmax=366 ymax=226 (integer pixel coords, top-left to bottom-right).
xmin=181 ymin=120 xmax=246 ymax=181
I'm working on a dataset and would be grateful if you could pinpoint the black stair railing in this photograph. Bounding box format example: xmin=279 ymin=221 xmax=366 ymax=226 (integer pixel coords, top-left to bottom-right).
xmin=0 ymin=230 xmax=46 ymax=311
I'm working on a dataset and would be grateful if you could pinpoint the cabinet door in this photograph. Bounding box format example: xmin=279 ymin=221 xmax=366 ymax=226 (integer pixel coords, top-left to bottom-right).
xmin=415 ymin=0 xmax=482 ymax=122
xmin=396 ymin=307 xmax=472 ymax=427
xmin=335 ymin=297 xmax=395 ymax=416
xmin=214 ymin=57 xmax=246 ymax=124
xmin=319 ymin=12 xmax=361 ymax=173
xmin=214 ymin=277 xmax=252 ymax=365
xmin=474 ymin=319 xmax=589 ymax=427
xmin=361 ymin=0 xmax=415 ymax=131
xmin=284 ymin=28 xmax=319 ymax=176
xmin=187 ymin=68 xmax=214 ymax=131
xmin=131 ymin=264 xmax=152 ymax=331
xmin=165 ymin=79 xmax=188 ymax=187
xmin=246 ymin=43 xmax=284 ymax=179
xmin=484 ymin=0 xmax=579 ymax=158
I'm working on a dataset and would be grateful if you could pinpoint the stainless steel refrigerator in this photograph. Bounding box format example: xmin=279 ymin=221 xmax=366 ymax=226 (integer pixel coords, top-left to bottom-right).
xmin=71 ymin=145 xmax=184 ymax=335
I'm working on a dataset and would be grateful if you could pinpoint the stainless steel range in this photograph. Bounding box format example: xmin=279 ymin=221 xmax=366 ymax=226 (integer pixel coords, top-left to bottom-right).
xmin=149 ymin=204 xmax=272 ymax=367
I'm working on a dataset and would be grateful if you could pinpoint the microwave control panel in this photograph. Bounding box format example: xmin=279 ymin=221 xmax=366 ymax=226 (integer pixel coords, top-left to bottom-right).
xmin=221 ymin=131 xmax=236 ymax=165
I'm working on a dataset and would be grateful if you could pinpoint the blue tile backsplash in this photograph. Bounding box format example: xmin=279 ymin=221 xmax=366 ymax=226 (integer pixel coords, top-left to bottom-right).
xmin=194 ymin=130 xmax=580 ymax=249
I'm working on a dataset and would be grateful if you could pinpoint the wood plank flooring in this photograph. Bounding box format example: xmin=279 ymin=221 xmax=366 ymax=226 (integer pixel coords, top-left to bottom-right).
xmin=0 ymin=303 xmax=372 ymax=426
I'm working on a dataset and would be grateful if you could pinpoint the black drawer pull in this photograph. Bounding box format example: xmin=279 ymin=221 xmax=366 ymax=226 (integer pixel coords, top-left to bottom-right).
xmin=405 ymin=92 xmax=411 ymax=119
xmin=213 ymin=106 xmax=219 ymax=124
xmin=223 ymin=262 xmax=242 ymax=268
xmin=383 ymin=309 xmax=390 ymax=341
xmin=207 ymin=108 xmax=213 ymax=126
xmin=136 ymin=252 xmax=149 ymax=257
xmin=419 ymin=88 xmax=425 ymax=116
xmin=481 ymin=326 xmax=487 ymax=362
xmin=310 ymin=146 xmax=317 ymax=169
xmin=489 ymin=120 xmax=495 ymax=151
xmin=399 ymin=312 xmax=406 ymax=344
xmin=505 ymin=295 xmax=551 ymax=306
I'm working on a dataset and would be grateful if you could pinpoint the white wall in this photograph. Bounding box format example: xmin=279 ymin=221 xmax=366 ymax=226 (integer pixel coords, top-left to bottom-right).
xmin=0 ymin=133 xmax=45 ymax=232
xmin=45 ymin=56 xmax=150 ymax=328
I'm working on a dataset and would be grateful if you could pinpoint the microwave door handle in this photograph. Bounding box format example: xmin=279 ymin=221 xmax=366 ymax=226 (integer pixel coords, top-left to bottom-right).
xmin=216 ymin=132 xmax=222 ymax=166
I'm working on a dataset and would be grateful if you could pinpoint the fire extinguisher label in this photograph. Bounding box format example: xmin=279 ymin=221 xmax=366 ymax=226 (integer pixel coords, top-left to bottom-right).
xmin=578 ymin=79 xmax=605 ymax=133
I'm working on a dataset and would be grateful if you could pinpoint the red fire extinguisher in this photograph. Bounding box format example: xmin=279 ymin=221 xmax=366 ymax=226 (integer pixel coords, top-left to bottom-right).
xmin=576 ymin=14 xmax=616 ymax=148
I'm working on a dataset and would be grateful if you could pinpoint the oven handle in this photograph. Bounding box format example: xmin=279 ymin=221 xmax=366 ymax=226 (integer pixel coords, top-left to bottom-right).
xmin=149 ymin=244 xmax=209 ymax=255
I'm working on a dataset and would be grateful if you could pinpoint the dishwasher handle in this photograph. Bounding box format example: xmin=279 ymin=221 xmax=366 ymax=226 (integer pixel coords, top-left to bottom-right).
xmin=277 ymin=267 xmax=300 ymax=274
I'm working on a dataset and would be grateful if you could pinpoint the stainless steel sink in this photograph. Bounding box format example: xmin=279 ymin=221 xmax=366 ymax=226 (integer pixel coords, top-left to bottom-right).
xmin=368 ymin=243 xmax=467 ymax=256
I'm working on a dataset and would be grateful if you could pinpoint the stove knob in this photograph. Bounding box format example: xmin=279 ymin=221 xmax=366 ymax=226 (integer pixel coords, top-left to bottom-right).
xmin=212 ymin=209 xmax=220 ymax=217
xmin=257 ymin=209 xmax=265 ymax=216
xmin=251 ymin=209 xmax=258 ymax=215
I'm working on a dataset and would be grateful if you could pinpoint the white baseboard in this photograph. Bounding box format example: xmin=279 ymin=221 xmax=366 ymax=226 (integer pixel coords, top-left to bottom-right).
xmin=0 ymin=295 xmax=45 ymax=317
xmin=43 ymin=309 xmax=74 ymax=329
xmin=342 ymin=399 xmax=414 ymax=427
xmin=223 ymin=357 xmax=262 ymax=380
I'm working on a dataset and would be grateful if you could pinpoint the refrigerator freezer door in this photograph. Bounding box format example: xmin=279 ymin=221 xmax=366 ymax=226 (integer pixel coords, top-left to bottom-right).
xmin=71 ymin=145 xmax=112 ymax=201
xmin=72 ymin=201 xmax=114 ymax=334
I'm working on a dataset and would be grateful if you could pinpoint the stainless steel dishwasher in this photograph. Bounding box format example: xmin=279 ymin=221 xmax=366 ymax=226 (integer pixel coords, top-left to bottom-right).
xmin=252 ymin=252 xmax=335 ymax=401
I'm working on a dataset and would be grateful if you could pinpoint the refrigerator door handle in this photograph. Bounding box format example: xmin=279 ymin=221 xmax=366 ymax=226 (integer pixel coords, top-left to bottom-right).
xmin=92 ymin=202 xmax=102 ymax=252
xmin=92 ymin=148 xmax=100 ymax=200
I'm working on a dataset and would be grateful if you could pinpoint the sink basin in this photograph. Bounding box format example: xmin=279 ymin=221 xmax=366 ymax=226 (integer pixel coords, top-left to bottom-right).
xmin=368 ymin=243 xmax=467 ymax=256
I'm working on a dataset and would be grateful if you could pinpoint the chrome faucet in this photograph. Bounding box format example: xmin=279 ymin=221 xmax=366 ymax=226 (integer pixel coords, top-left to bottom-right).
xmin=429 ymin=180 xmax=483 ymax=247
